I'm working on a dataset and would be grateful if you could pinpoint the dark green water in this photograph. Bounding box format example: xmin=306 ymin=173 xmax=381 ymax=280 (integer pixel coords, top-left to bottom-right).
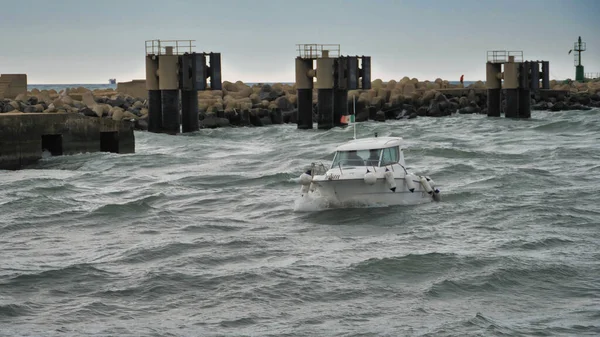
xmin=1 ymin=109 xmax=599 ymax=336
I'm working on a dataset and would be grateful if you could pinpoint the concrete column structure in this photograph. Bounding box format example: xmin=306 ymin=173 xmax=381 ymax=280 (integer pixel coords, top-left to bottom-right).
xmin=145 ymin=54 xmax=162 ymax=133
xmin=145 ymin=40 xmax=222 ymax=134
xmin=181 ymin=90 xmax=198 ymax=132
xmin=333 ymin=57 xmax=348 ymax=127
xmin=209 ymin=53 xmax=223 ymax=90
xmin=315 ymin=55 xmax=335 ymax=130
xmin=295 ymin=57 xmax=314 ymax=129
xmin=295 ymin=45 xmax=372 ymax=130
xmin=486 ymin=62 xmax=502 ymax=117
xmin=334 ymin=88 xmax=348 ymax=127
xmin=346 ymin=56 xmax=359 ymax=90
xmin=541 ymin=61 xmax=550 ymax=89
xmin=530 ymin=61 xmax=540 ymax=91
xmin=518 ymin=62 xmax=531 ymax=118
xmin=179 ymin=52 xmax=207 ymax=133
xmin=504 ymin=56 xmax=520 ymax=119
xmin=158 ymin=46 xmax=180 ymax=135
xmin=360 ymin=56 xmax=372 ymax=90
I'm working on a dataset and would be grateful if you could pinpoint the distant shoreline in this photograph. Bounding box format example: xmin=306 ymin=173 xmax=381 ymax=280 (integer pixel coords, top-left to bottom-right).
xmin=27 ymin=81 xmax=481 ymax=92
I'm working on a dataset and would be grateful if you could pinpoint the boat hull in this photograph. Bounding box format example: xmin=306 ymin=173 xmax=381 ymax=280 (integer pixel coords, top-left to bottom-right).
xmin=309 ymin=177 xmax=434 ymax=206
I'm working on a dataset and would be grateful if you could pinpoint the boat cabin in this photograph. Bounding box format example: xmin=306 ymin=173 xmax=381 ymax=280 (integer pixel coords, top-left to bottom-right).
xmin=330 ymin=137 xmax=406 ymax=168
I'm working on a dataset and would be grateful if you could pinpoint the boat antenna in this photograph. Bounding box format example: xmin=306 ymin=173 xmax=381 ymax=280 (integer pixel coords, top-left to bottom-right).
xmin=353 ymin=95 xmax=357 ymax=140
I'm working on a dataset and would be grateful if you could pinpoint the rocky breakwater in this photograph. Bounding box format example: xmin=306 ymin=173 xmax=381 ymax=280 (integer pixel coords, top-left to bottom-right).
xmin=531 ymin=79 xmax=600 ymax=112
xmin=196 ymin=78 xmax=487 ymax=128
xmin=342 ymin=77 xmax=600 ymax=121
xmin=348 ymin=77 xmax=486 ymax=120
xmin=197 ymin=81 xmax=296 ymax=128
xmin=3 ymin=78 xmax=598 ymax=133
xmin=0 ymin=87 xmax=148 ymax=129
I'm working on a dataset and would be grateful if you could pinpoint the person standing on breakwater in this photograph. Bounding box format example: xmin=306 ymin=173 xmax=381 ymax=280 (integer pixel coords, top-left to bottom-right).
xmin=460 ymin=74 xmax=464 ymax=85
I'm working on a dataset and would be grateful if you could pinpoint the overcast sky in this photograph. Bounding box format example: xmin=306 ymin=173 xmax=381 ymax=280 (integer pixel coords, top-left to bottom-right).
xmin=1 ymin=0 xmax=599 ymax=84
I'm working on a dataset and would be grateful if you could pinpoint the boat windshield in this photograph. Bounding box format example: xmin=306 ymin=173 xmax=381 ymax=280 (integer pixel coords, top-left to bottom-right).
xmin=331 ymin=147 xmax=400 ymax=168
xmin=331 ymin=149 xmax=382 ymax=167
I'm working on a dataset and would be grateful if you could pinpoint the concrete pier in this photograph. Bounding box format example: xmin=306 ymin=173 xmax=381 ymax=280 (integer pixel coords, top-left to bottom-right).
xmin=0 ymin=113 xmax=134 ymax=170
xmin=294 ymin=44 xmax=371 ymax=130
xmin=145 ymin=40 xmax=222 ymax=134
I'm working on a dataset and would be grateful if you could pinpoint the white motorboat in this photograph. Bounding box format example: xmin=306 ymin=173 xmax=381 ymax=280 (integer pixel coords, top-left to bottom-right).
xmin=297 ymin=135 xmax=440 ymax=206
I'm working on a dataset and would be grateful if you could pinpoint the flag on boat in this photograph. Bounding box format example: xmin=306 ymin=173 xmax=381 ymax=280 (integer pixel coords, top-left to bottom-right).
xmin=340 ymin=114 xmax=355 ymax=124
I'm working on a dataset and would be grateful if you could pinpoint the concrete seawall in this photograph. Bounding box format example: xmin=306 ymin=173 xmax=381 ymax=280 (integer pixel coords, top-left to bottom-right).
xmin=0 ymin=113 xmax=135 ymax=170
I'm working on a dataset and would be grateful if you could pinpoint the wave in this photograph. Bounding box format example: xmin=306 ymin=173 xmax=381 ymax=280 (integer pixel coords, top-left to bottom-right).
xmin=115 ymin=241 xmax=207 ymax=264
xmin=1 ymin=264 xmax=113 ymax=288
xmin=499 ymin=237 xmax=575 ymax=250
xmin=532 ymin=119 xmax=599 ymax=133
xmin=0 ymin=302 xmax=41 ymax=318
xmin=426 ymin=262 xmax=580 ymax=298
xmin=349 ymin=252 xmax=498 ymax=279
xmin=88 ymin=193 xmax=165 ymax=216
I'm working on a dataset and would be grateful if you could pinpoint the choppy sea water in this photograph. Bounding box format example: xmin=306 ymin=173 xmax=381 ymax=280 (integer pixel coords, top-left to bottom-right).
xmin=1 ymin=109 xmax=599 ymax=336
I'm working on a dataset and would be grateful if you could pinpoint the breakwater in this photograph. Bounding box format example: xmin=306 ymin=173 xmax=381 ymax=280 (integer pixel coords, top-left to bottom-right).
xmin=0 ymin=112 xmax=135 ymax=170
xmin=3 ymin=78 xmax=599 ymax=131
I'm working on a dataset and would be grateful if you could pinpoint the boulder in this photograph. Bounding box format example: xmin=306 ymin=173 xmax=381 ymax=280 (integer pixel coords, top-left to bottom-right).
xmin=550 ymin=101 xmax=567 ymax=111
xmin=134 ymin=117 xmax=149 ymax=131
xmin=371 ymin=79 xmax=384 ymax=90
xmin=110 ymin=107 xmax=125 ymax=120
xmin=52 ymin=98 xmax=64 ymax=108
xmin=422 ymin=90 xmax=437 ymax=106
xmin=45 ymin=103 xmax=58 ymax=113
xmin=283 ymin=109 xmax=297 ymax=124
xmin=79 ymin=107 xmax=97 ymax=117
xmin=3 ymin=102 xmax=15 ymax=113
xmin=37 ymin=91 xmax=53 ymax=104
xmin=403 ymin=83 xmax=416 ymax=96
xmin=532 ymin=102 xmax=549 ymax=111
xmin=9 ymin=101 xmax=20 ymax=111
xmin=427 ymin=101 xmax=443 ymax=117
xmin=61 ymin=95 xmax=74 ymax=106
xmin=274 ymin=96 xmax=294 ymax=111
xmin=23 ymin=106 xmax=37 ymax=113
xmin=82 ymin=92 xmax=97 ymax=108
xmin=355 ymin=109 xmax=369 ymax=122
xmin=14 ymin=93 xmax=27 ymax=102
xmin=33 ymin=104 xmax=44 ymax=112
xmin=458 ymin=106 xmax=478 ymax=114
xmin=200 ymin=115 xmax=230 ymax=128
xmin=27 ymin=96 xmax=39 ymax=106
xmin=575 ymin=93 xmax=591 ymax=106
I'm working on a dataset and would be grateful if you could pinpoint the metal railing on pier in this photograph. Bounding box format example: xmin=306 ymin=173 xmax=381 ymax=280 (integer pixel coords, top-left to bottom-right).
xmin=585 ymin=72 xmax=600 ymax=79
xmin=145 ymin=40 xmax=195 ymax=55
xmin=296 ymin=44 xmax=340 ymax=58
xmin=486 ymin=50 xmax=523 ymax=63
